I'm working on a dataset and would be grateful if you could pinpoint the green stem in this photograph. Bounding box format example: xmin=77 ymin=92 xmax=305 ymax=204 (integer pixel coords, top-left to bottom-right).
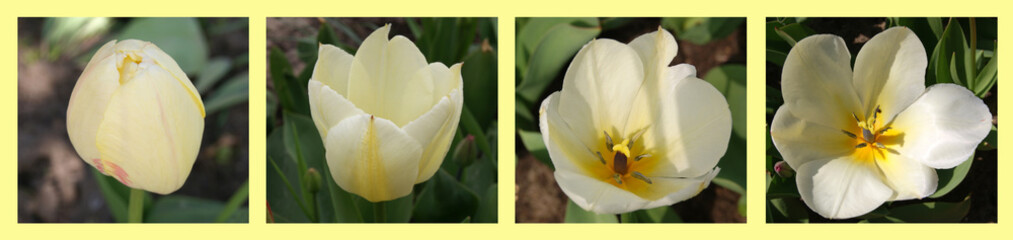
xmin=128 ymin=188 xmax=144 ymax=223
xmin=215 ymin=180 xmax=249 ymax=223
xmin=373 ymin=201 xmax=386 ymax=223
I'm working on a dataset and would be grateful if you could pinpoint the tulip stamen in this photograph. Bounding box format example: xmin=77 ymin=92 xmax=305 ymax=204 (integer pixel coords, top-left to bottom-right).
xmin=841 ymin=130 xmax=857 ymax=139
xmin=632 ymin=171 xmax=652 ymax=184
xmin=613 ymin=174 xmax=623 ymax=185
xmin=634 ymin=154 xmax=650 ymax=161
xmin=595 ymin=151 xmax=607 ymax=165
xmin=604 ymin=131 xmax=614 ymax=151
xmin=855 ymin=143 xmax=867 ymax=148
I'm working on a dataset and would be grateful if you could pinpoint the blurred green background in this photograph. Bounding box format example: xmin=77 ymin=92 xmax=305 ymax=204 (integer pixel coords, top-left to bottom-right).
xmin=17 ymin=17 xmax=250 ymax=223
xmin=514 ymin=17 xmax=746 ymax=223
xmin=265 ymin=17 xmax=498 ymax=223
xmin=765 ymin=17 xmax=997 ymax=223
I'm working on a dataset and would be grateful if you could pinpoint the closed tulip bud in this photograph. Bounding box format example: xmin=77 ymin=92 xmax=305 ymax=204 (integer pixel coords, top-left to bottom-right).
xmin=305 ymin=168 xmax=322 ymax=194
xmin=774 ymin=161 xmax=794 ymax=178
xmin=308 ymin=24 xmax=463 ymax=202
xmin=67 ymin=39 xmax=205 ymax=195
xmin=453 ymin=135 xmax=477 ymax=167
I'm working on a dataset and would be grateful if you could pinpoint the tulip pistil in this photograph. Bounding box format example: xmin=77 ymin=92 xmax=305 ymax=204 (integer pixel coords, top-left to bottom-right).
xmin=846 ymin=105 xmax=901 ymax=161
xmin=598 ymin=130 xmax=653 ymax=186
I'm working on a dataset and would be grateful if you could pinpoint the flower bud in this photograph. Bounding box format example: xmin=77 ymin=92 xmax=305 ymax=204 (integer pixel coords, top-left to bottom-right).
xmin=774 ymin=161 xmax=794 ymax=178
xmin=67 ymin=39 xmax=205 ymax=195
xmin=453 ymin=135 xmax=477 ymax=167
xmin=305 ymin=168 xmax=322 ymax=194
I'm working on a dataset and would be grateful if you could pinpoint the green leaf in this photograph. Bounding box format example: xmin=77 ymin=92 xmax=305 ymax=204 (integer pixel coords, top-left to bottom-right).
xmin=269 ymin=47 xmax=309 ymax=115
xmin=661 ymin=17 xmax=744 ymax=45
xmin=518 ymin=129 xmax=552 ymax=170
xmin=713 ymin=136 xmax=746 ymax=195
xmin=472 ymin=184 xmax=498 ymax=223
xmin=204 ymin=72 xmax=248 ymax=115
xmin=930 ymin=154 xmax=974 ymax=198
xmin=516 ymin=19 xmax=601 ymax=103
xmin=765 ymin=173 xmax=800 ymax=199
xmin=767 ymin=49 xmax=788 ymax=66
xmin=119 ymin=18 xmax=208 ymax=75
xmin=412 ymin=169 xmax=481 ymax=222
xmin=415 ymin=18 xmax=477 ymax=64
xmin=564 ymin=199 xmax=617 ymax=223
xmin=215 ymin=181 xmax=249 ymax=223
xmin=973 ymin=44 xmax=997 ymax=97
xmin=92 ymin=169 xmax=130 ymax=223
xmin=626 ymin=206 xmax=681 ymax=223
xmin=462 ymin=44 xmax=498 ymax=129
xmin=195 ymin=57 xmax=232 ymax=93
xmin=883 ymin=197 xmax=972 ymax=223
xmin=146 ymin=196 xmax=247 ymax=223
xmin=932 ymin=19 xmax=969 ymax=85
xmin=767 ymin=197 xmax=808 ymax=223
xmin=354 ymin=194 xmax=412 ymax=223
xmin=704 ymin=64 xmax=747 ymax=139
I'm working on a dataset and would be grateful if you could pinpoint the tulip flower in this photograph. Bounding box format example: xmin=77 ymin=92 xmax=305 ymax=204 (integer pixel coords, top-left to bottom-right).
xmin=539 ymin=27 xmax=731 ymax=214
xmin=308 ymin=25 xmax=463 ymax=202
xmin=67 ymin=39 xmax=205 ymax=196
xmin=770 ymin=27 xmax=992 ymax=219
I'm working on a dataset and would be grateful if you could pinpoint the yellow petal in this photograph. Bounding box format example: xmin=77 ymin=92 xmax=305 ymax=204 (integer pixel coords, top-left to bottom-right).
xmin=312 ymin=44 xmax=355 ymax=96
xmin=94 ymin=63 xmax=204 ymax=194
xmin=852 ymin=27 xmax=927 ymax=122
xmin=138 ymin=40 xmax=205 ymax=117
xmin=67 ymin=43 xmax=120 ymax=163
xmin=325 ymin=114 xmax=422 ymax=202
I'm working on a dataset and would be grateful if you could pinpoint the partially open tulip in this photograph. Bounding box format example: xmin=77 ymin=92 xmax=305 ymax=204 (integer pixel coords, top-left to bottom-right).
xmin=308 ymin=25 xmax=464 ymax=202
xmin=539 ymin=27 xmax=731 ymax=214
xmin=770 ymin=27 xmax=992 ymax=219
xmin=67 ymin=39 xmax=206 ymax=195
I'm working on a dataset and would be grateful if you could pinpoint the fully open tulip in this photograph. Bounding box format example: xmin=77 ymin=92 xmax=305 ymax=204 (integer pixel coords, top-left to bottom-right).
xmin=770 ymin=27 xmax=992 ymax=219
xmin=308 ymin=25 xmax=463 ymax=202
xmin=539 ymin=28 xmax=731 ymax=214
xmin=67 ymin=39 xmax=205 ymax=195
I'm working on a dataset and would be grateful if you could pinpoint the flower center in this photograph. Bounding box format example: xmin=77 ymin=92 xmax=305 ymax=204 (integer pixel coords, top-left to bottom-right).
xmin=116 ymin=51 xmax=145 ymax=84
xmin=842 ymin=105 xmax=901 ymax=161
xmin=594 ymin=130 xmax=653 ymax=185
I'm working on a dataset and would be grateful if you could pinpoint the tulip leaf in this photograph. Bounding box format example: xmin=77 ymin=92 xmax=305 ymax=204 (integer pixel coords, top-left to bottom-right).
xmin=415 ymin=18 xmax=478 ymax=64
xmin=704 ymin=64 xmax=747 ymax=139
xmin=204 ymin=72 xmax=249 ymax=115
xmin=118 ymin=17 xmax=208 ymax=75
xmin=881 ymin=197 xmax=972 ymax=223
xmin=412 ymin=169 xmax=480 ymax=223
xmin=767 ymin=49 xmax=788 ymax=67
xmin=462 ymin=43 xmax=499 ymax=129
xmin=472 ymin=184 xmax=498 ymax=223
xmin=516 ymin=20 xmax=601 ymax=104
xmin=266 ymin=128 xmax=312 ymax=223
xmin=462 ymin=148 xmax=498 ymax=194
xmin=270 ymin=47 xmax=310 ymax=115
xmin=515 ymin=17 xmax=598 ymax=71
xmin=930 ymin=154 xmax=974 ymax=198
xmin=352 ymin=194 xmax=412 ymax=223
xmin=765 ymin=173 xmax=800 ymax=199
xmin=973 ymin=45 xmax=997 ymax=97
xmin=713 ymin=136 xmax=746 ymax=195
xmin=518 ymin=129 xmax=553 ymax=170
xmin=931 ymin=19 xmax=969 ymax=85
xmin=515 ymin=98 xmax=536 ymax=131
xmin=662 ymin=17 xmax=744 ymax=45
xmin=564 ymin=199 xmax=617 ymax=223
xmin=146 ymin=196 xmax=247 ymax=223
xmin=196 ymin=57 xmax=233 ymax=94
xmin=621 ymin=206 xmax=681 ymax=223
xmin=767 ymin=197 xmax=808 ymax=223
xmin=215 ymin=180 xmax=250 ymax=223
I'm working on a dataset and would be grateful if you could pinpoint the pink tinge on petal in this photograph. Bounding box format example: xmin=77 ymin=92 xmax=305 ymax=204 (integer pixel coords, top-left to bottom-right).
xmin=92 ymin=158 xmax=132 ymax=186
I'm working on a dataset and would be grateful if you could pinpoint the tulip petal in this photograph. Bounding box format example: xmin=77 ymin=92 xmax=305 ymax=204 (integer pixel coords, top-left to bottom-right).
xmin=67 ymin=43 xmax=121 ymax=163
xmin=853 ymin=27 xmax=927 ymax=122
xmin=308 ymin=80 xmax=365 ymax=139
xmin=429 ymin=63 xmax=463 ymax=107
xmin=326 ymin=114 xmax=422 ymax=202
xmin=347 ymin=26 xmax=433 ymax=126
xmin=557 ymin=39 xmax=646 ymax=139
xmin=770 ymin=105 xmax=857 ymax=169
xmin=781 ymin=34 xmax=863 ymax=129
xmin=312 ymin=44 xmax=355 ymax=96
xmin=627 ymin=27 xmax=678 ymax=89
xmin=138 ymin=40 xmax=205 ymax=117
xmin=890 ymin=84 xmax=992 ymax=169
xmin=641 ymin=168 xmax=719 ymax=209
xmin=796 ymin=157 xmax=892 ymax=219
xmin=94 ymin=64 xmax=204 ymax=195
xmin=540 ymin=92 xmax=601 ymax=175
xmin=875 ymin=151 xmax=936 ymax=201
xmin=554 ymin=170 xmax=648 ymax=214
xmin=645 ymin=74 xmax=732 ymax=178
xmin=403 ymin=89 xmax=463 ymax=183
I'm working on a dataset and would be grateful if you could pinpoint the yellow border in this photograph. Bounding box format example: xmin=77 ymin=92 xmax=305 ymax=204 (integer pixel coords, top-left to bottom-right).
xmin=5 ymin=0 xmax=1007 ymax=239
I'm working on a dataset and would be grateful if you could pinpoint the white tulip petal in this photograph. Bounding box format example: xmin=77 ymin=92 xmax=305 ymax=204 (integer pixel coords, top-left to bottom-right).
xmin=94 ymin=64 xmax=204 ymax=194
xmin=642 ymin=168 xmax=719 ymax=209
xmin=558 ymin=39 xmax=646 ymax=138
xmin=403 ymin=90 xmax=462 ymax=183
xmin=312 ymin=44 xmax=355 ymax=95
xmin=429 ymin=63 xmax=463 ymax=107
xmin=139 ymin=41 xmax=205 ymax=117
xmin=628 ymin=28 xmax=678 ymax=88
xmin=84 ymin=40 xmax=117 ymax=69
xmin=67 ymin=53 xmax=120 ymax=163
xmin=648 ymin=76 xmax=731 ymax=177
xmin=554 ymin=170 xmax=648 ymax=214
xmin=325 ymin=114 xmax=422 ymax=202
xmin=875 ymin=151 xmax=936 ymax=201
xmin=891 ymin=84 xmax=992 ymax=169
xmin=781 ymin=34 xmax=863 ymax=129
xmin=770 ymin=105 xmax=857 ymax=169
xmin=308 ymin=80 xmax=365 ymax=139
xmin=347 ymin=28 xmax=433 ymax=126
xmin=796 ymin=157 xmax=892 ymax=219
xmin=540 ymin=92 xmax=598 ymax=175
xmin=853 ymin=27 xmax=927 ymax=122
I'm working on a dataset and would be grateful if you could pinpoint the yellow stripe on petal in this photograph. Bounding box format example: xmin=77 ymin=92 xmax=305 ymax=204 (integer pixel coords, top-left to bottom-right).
xmin=325 ymin=115 xmax=422 ymax=202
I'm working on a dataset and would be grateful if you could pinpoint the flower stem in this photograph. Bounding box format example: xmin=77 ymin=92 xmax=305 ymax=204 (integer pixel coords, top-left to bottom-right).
xmin=373 ymin=201 xmax=386 ymax=223
xmin=128 ymin=188 xmax=144 ymax=223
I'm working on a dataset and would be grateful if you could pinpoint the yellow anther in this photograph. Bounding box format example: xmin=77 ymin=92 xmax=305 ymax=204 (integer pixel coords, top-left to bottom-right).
xmin=612 ymin=139 xmax=631 ymax=157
